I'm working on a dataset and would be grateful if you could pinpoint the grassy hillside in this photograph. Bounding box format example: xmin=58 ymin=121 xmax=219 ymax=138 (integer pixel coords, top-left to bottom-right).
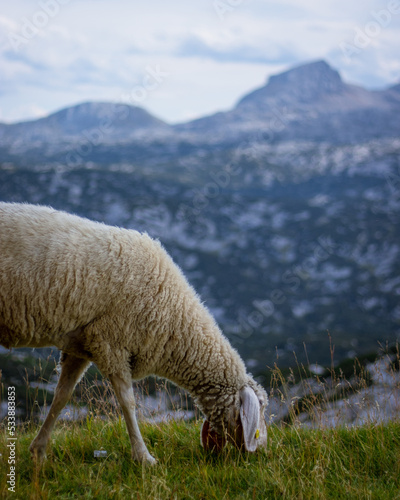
xmin=1 ymin=417 xmax=399 ymax=499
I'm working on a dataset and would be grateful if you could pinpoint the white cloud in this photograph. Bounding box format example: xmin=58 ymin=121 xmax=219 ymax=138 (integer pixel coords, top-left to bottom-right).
xmin=0 ymin=0 xmax=399 ymax=123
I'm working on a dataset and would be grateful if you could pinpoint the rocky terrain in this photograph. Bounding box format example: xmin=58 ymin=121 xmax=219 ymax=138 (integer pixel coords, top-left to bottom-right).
xmin=266 ymin=350 xmax=400 ymax=428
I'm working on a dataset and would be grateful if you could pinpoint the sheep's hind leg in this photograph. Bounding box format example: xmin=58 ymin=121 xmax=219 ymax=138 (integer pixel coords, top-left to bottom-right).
xmin=109 ymin=373 xmax=156 ymax=465
xmin=29 ymin=353 xmax=90 ymax=462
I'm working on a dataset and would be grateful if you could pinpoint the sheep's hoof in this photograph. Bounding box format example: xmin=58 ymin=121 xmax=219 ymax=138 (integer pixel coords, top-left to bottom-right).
xmin=29 ymin=441 xmax=47 ymax=463
xmin=134 ymin=452 xmax=157 ymax=465
xmin=144 ymin=455 xmax=157 ymax=466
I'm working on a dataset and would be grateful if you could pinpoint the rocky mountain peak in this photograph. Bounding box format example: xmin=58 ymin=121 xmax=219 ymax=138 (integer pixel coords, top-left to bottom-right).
xmin=0 ymin=101 xmax=170 ymax=144
xmin=48 ymin=101 xmax=168 ymax=132
xmin=237 ymin=60 xmax=346 ymax=107
xmin=268 ymin=60 xmax=343 ymax=93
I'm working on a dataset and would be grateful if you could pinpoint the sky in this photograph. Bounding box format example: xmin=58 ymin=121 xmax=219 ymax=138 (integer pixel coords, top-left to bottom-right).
xmin=0 ymin=0 xmax=399 ymax=124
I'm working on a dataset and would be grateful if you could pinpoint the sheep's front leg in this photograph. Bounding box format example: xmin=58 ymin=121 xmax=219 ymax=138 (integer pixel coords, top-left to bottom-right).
xmin=29 ymin=353 xmax=90 ymax=462
xmin=109 ymin=374 xmax=156 ymax=464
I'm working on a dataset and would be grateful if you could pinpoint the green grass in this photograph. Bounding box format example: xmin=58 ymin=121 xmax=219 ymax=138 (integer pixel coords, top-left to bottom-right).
xmin=1 ymin=347 xmax=399 ymax=498
xmin=1 ymin=417 xmax=399 ymax=499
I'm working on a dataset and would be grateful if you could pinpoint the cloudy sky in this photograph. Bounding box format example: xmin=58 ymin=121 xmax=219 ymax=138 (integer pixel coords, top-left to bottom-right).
xmin=1 ymin=0 xmax=399 ymax=124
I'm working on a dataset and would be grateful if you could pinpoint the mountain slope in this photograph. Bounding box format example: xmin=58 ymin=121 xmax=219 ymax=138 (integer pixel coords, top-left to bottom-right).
xmin=0 ymin=102 xmax=170 ymax=145
xmin=1 ymin=60 xmax=399 ymax=149
xmin=179 ymin=60 xmax=400 ymax=143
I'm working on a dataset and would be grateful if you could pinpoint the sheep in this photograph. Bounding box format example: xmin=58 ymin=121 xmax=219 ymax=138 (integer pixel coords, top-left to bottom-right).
xmin=0 ymin=202 xmax=268 ymax=464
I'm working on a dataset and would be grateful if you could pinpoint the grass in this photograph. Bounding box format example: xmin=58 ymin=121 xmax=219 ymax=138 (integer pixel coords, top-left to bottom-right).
xmin=1 ymin=346 xmax=399 ymax=499
xmin=1 ymin=417 xmax=400 ymax=499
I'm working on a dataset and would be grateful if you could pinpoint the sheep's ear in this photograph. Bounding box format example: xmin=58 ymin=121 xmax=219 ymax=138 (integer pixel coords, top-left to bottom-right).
xmin=239 ymin=387 xmax=261 ymax=452
xmin=200 ymin=420 xmax=226 ymax=452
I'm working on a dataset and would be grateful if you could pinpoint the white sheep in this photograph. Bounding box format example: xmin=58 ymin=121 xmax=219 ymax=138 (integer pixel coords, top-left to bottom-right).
xmin=0 ymin=202 xmax=268 ymax=464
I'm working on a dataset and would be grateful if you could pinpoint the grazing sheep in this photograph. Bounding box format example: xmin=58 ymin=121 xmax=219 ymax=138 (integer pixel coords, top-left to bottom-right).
xmin=0 ymin=202 xmax=268 ymax=464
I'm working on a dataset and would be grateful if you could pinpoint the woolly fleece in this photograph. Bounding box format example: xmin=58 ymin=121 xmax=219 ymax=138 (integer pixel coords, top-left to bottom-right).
xmin=0 ymin=203 xmax=267 ymax=433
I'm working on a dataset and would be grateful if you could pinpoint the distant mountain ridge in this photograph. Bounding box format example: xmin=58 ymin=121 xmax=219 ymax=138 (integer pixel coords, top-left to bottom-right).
xmin=0 ymin=60 xmax=399 ymax=147
xmin=0 ymin=101 xmax=170 ymax=145
xmin=179 ymin=60 xmax=400 ymax=142
xmin=238 ymin=60 xmax=346 ymax=105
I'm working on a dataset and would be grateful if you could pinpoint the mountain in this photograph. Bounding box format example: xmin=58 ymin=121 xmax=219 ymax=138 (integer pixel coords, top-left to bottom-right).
xmin=1 ymin=60 xmax=399 ymax=370
xmin=238 ymin=60 xmax=346 ymax=105
xmin=0 ymin=101 xmax=170 ymax=145
xmin=1 ymin=60 xmax=399 ymax=149
xmin=179 ymin=60 xmax=400 ymax=143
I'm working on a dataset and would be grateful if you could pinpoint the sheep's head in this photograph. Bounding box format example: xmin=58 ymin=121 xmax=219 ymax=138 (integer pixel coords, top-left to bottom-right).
xmin=201 ymin=385 xmax=268 ymax=453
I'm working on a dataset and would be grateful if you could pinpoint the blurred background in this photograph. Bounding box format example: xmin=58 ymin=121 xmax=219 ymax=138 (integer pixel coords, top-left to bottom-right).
xmin=1 ymin=0 xmax=399 ymax=378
